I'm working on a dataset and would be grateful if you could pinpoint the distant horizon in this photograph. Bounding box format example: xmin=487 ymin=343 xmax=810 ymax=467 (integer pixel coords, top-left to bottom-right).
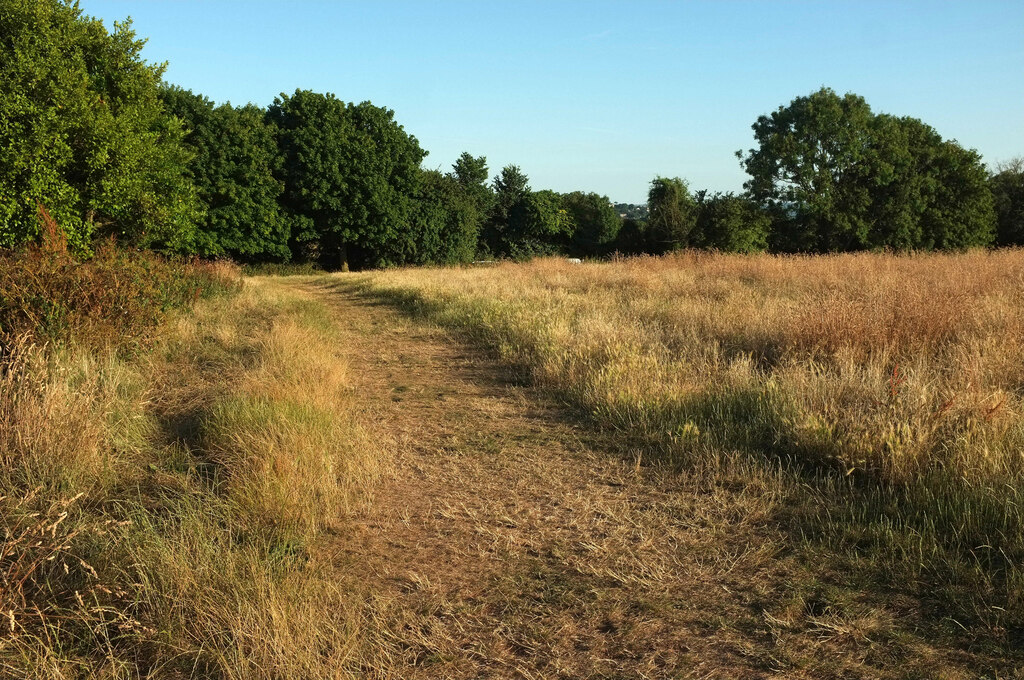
xmin=85 ymin=0 xmax=1024 ymax=204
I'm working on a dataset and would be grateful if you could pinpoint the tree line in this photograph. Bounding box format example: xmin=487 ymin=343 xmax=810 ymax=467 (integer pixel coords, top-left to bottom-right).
xmin=2 ymin=0 xmax=1022 ymax=268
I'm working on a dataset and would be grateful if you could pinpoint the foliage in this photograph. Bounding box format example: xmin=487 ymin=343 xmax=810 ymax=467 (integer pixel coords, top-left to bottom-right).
xmin=646 ymin=177 xmax=697 ymax=252
xmin=693 ymin=191 xmax=769 ymax=253
xmin=860 ymin=114 xmax=995 ymax=250
xmin=451 ymin=152 xmax=493 ymax=256
xmin=482 ymin=164 xmax=531 ymax=256
xmin=505 ymin=189 xmax=573 ymax=258
xmin=0 ymin=3 xmax=1012 ymax=267
xmin=561 ymin=191 xmax=621 ymax=256
xmin=161 ymin=86 xmax=290 ymax=260
xmin=990 ymin=157 xmax=1024 ymax=246
xmin=410 ymin=169 xmax=480 ymax=264
xmin=492 ymin=164 xmax=531 ymax=214
xmin=738 ymin=88 xmax=874 ymax=251
xmin=268 ymin=90 xmax=426 ymax=269
xmin=0 ymin=210 xmax=238 ymax=350
xmin=613 ymin=217 xmax=650 ymax=255
xmin=739 ymin=87 xmax=995 ymax=252
xmin=453 ymin=152 xmax=491 ymax=192
xmin=0 ymin=0 xmax=201 ymax=253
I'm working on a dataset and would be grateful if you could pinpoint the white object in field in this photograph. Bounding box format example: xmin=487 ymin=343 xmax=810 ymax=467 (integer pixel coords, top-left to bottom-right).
xmin=565 ymin=258 xmax=582 ymax=264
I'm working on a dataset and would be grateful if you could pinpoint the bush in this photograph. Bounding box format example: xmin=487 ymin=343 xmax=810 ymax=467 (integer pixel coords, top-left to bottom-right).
xmin=0 ymin=209 xmax=239 ymax=351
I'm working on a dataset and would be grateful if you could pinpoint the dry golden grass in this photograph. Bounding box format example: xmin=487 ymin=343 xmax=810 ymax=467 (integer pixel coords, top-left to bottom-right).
xmin=6 ymin=250 xmax=1021 ymax=676
xmin=0 ymin=278 xmax=384 ymax=678
xmin=201 ymin=282 xmax=377 ymax=538
xmin=354 ymin=249 xmax=1024 ymax=650
xmin=307 ymin=274 xmax=1017 ymax=677
xmin=359 ymin=250 xmax=1024 ymax=479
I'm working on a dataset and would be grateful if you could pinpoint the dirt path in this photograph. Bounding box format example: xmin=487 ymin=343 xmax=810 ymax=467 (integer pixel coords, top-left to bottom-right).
xmin=300 ymin=278 xmax=977 ymax=680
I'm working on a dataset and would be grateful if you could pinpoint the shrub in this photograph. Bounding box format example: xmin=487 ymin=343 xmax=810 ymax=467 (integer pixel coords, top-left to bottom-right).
xmin=0 ymin=209 xmax=239 ymax=351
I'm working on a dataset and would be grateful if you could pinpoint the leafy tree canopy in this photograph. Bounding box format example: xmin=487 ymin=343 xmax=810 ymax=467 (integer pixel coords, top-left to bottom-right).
xmin=492 ymin=164 xmax=530 ymax=217
xmin=561 ymin=191 xmax=621 ymax=256
xmin=738 ymin=88 xmax=874 ymax=251
xmin=410 ymin=169 xmax=480 ymax=265
xmin=647 ymin=177 xmax=697 ymax=252
xmin=504 ymin=189 xmax=573 ymax=258
xmin=693 ymin=191 xmax=770 ymax=253
xmin=613 ymin=217 xmax=649 ymax=255
xmin=268 ymin=89 xmax=426 ymax=269
xmin=481 ymin=164 xmax=531 ymax=256
xmin=0 ymin=0 xmax=200 ymax=253
xmin=449 ymin=152 xmax=492 ymax=256
xmin=161 ymin=86 xmax=289 ymax=260
xmin=990 ymin=158 xmax=1024 ymax=246
xmin=739 ymin=87 xmax=994 ymax=252
xmin=453 ymin=152 xmax=490 ymax=188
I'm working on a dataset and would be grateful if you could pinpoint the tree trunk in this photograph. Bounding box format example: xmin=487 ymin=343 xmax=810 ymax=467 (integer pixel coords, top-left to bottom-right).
xmin=339 ymin=243 xmax=350 ymax=272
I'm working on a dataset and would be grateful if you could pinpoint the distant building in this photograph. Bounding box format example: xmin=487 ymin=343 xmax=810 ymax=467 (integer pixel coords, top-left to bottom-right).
xmin=613 ymin=203 xmax=649 ymax=221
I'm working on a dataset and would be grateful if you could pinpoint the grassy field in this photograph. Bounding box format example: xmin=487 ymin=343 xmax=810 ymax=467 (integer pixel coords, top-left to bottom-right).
xmin=0 ymin=267 xmax=383 ymax=677
xmin=354 ymin=250 xmax=1024 ymax=654
xmin=5 ymin=248 xmax=1022 ymax=676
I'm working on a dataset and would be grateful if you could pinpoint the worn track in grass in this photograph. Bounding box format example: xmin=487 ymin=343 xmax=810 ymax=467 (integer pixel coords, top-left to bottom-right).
xmin=300 ymin=277 xmax=1000 ymax=680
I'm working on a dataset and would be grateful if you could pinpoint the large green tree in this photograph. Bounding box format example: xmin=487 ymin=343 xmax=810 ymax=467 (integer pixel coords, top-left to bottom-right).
xmin=410 ymin=169 xmax=480 ymax=265
xmin=482 ymin=165 xmax=575 ymax=258
xmin=858 ymin=114 xmax=994 ymax=250
xmin=453 ymin=152 xmax=490 ymax=192
xmin=739 ymin=87 xmax=994 ymax=252
xmin=482 ymin=164 xmax=531 ymax=256
xmin=646 ymin=177 xmax=697 ymax=252
xmin=505 ymin=189 xmax=573 ymax=258
xmin=613 ymin=218 xmax=650 ymax=255
xmin=0 ymin=0 xmax=200 ymax=252
xmin=738 ymin=88 xmax=874 ymax=251
xmin=693 ymin=191 xmax=770 ymax=253
xmin=989 ymin=158 xmax=1024 ymax=246
xmin=161 ymin=87 xmax=289 ymax=260
xmin=561 ymin=191 xmax=621 ymax=256
xmin=450 ymin=152 xmax=492 ymax=257
xmin=268 ymin=90 xmax=425 ymax=269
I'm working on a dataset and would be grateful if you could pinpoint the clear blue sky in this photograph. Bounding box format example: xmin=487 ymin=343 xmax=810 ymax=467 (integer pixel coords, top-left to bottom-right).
xmin=85 ymin=1 xmax=1023 ymax=204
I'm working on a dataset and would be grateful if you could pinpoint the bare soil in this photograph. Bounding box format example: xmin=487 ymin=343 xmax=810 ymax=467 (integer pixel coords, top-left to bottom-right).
xmin=302 ymin=278 xmax=1005 ymax=680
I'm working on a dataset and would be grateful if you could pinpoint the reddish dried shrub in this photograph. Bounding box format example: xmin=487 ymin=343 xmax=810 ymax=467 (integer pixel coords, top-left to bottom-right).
xmin=0 ymin=210 xmax=239 ymax=352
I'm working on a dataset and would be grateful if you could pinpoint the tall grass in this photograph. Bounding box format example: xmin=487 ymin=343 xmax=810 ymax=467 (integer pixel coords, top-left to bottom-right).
xmin=0 ymin=257 xmax=381 ymax=676
xmin=354 ymin=250 xmax=1024 ymax=647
